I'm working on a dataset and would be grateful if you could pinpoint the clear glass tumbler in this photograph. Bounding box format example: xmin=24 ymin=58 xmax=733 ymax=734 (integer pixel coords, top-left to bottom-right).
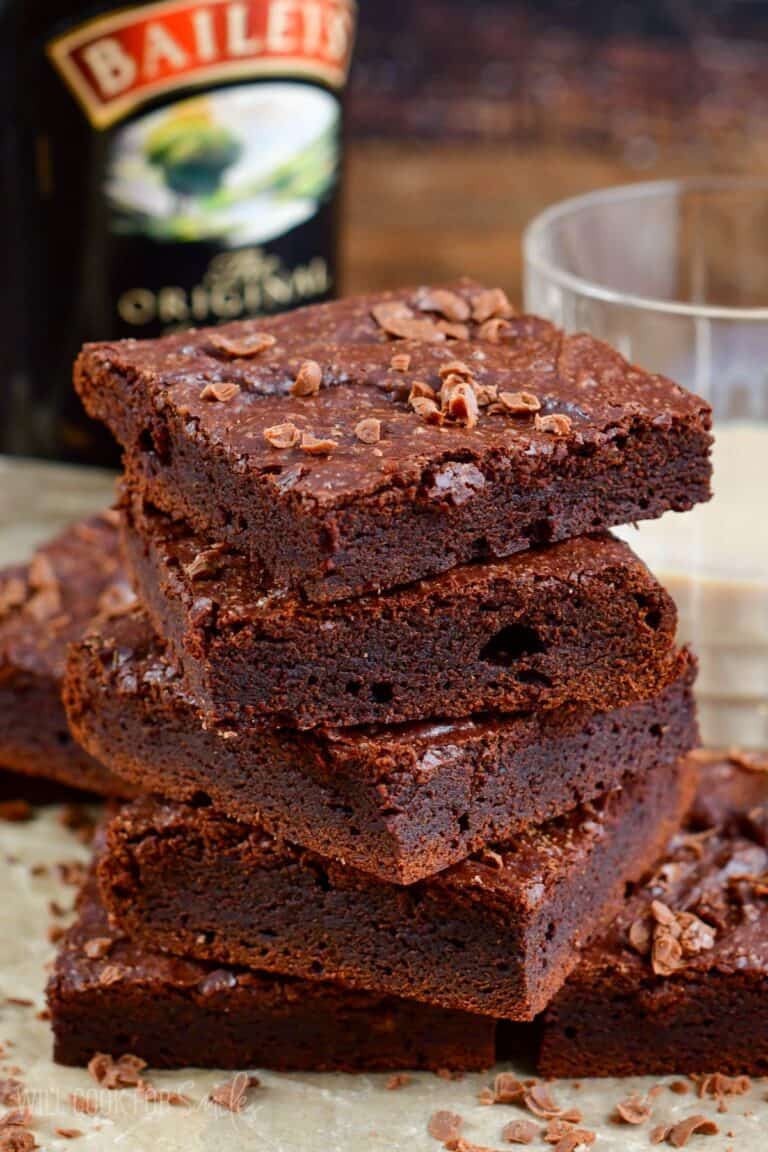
xmin=524 ymin=179 xmax=768 ymax=750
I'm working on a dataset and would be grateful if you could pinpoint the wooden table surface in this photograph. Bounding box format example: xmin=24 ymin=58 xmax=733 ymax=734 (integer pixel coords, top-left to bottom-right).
xmin=342 ymin=139 xmax=756 ymax=302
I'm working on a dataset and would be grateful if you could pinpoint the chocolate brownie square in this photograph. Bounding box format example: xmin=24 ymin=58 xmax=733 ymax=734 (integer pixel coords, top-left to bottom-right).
xmin=66 ymin=607 xmax=698 ymax=883
xmin=75 ymin=281 xmax=712 ymax=603
xmin=538 ymin=752 xmax=768 ymax=1077
xmin=0 ymin=515 xmax=138 ymax=798
xmin=49 ymin=865 xmax=495 ymax=1073
xmin=99 ymin=756 xmax=696 ymax=1020
xmin=121 ymin=498 xmax=681 ymax=729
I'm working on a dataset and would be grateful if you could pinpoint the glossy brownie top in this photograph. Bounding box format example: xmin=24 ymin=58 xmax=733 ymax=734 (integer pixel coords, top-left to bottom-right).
xmin=577 ymin=753 xmax=768 ymax=980
xmin=78 ymin=280 xmax=712 ymax=510
xmin=0 ymin=513 xmax=131 ymax=680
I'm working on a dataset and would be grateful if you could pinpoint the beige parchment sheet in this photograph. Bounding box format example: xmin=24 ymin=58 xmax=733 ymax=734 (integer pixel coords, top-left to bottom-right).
xmin=0 ymin=459 xmax=765 ymax=1151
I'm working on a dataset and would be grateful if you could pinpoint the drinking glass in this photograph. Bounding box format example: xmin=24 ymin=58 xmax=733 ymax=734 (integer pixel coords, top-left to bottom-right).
xmin=524 ymin=180 xmax=768 ymax=749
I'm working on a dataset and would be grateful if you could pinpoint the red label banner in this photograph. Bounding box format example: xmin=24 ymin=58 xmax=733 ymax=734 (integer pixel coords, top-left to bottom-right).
xmin=48 ymin=0 xmax=356 ymax=128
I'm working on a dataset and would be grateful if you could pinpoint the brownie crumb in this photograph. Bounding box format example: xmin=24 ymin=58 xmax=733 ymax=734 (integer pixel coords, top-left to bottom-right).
xmin=263 ymin=422 xmax=301 ymax=449
xmin=501 ymin=1118 xmax=538 ymax=1144
xmin=669 ymin=1082 xmax=690 ymax=1096
xmin=427 ymin=1110 xmax=463 ymax=1142
xmin=209 ymin=331 xmax=276 ymax=359
xmin=199 ymin=381 xmax=240 ymax=404
xmin=87 ymin=1053 xmax=146 ymax=1089
xmin=208 ymin=1073 xmax=259 ymax=1113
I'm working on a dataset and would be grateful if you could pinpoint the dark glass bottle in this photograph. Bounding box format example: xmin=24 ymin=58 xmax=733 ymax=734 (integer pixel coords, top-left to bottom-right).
xmin=1 ymin=0 xmax=355 ymax=465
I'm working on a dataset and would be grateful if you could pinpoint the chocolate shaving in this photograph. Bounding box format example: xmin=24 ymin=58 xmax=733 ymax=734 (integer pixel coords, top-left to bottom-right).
xmin=409 ymin=381 xmax=438 ymax=402
xmin=427 ymin=1111 xmax=463 ymax=1142
xmin=301 ymin=432 xmax=338 ymax=455
xmin=199 ymin=381 xmax=240 ymax=403
xmin=544 ymin=1120 xmax=596 ymax=1149
xmin=472 ymin=288 xmax=514 ymax=324
xmin=209 ymin=331 xmax=276 ymax=359
xmin=54 ymin=1131 xmax=83 ymax=1140
xmin=614 ymin=1093 xmax=654 ymax=1124
xmin=499 ymin=391 xmax=541 ymax=415
xmin=501 ymin=1119 xmax=538 ymax=1144
xmin=263 ymin=421 xmax=301 ymax=449
xmin=291 ymin=360 xmax=323 ymax=397
xmin=479 ymin=1072 xmax=526 ymax=1105
xmin=416 ymin=289 xmax=471 ymax=323
xmin=0 ymin=1111 xmax=30 ymax=1131
xmin=208 ymin=1073 xmax=259 ymax=1113
xmin=691 ymin=1073 xmax=750 ymax=1112
xmin=522 ymin=1083 xmax=570 ymax=1119
xmin=372 ymin=301 xmax=445 ymax=342
xmin=390 ymin=353 xmax=411 ymax=372
xmin=87 ymin=1053 xmax=146 ymax=1090
xmin=0 ymin=1128 xmax=35 ymax=1152
xmin=666 ymin=1115 xmax=719 ymax=1146
xmin=478 ymin=317 xmax=511 ymax=343
xmin=410 ymin=396 xmax=443 ymax=425
xmin=444 ymin=381 xmax=479 ymax=428
xmin=438 ymin=321 xmax=470 ymax=340
xmin=354 ymin=418 xmax=382 ymax=444
xmin=534 ymin=413 xmax=573 ymax=436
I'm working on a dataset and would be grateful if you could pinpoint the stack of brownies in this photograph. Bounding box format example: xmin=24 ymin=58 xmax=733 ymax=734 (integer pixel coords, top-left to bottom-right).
xmin=49 ymin=281 xmax=715 ymax=1071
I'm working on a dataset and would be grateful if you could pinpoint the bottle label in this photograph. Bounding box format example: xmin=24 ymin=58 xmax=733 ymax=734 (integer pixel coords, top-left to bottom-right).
xmin=47 ymin=0 xmax=355 ymax=129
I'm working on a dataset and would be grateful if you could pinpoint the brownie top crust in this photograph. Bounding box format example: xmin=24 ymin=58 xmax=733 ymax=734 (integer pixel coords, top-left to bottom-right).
xmin=77 ymin=280 xmax=712 ymax=513
xmin=0 ymin=513 xmax=129 ymax=681
xmin=575 ymin=754 xmax=768 ymax=980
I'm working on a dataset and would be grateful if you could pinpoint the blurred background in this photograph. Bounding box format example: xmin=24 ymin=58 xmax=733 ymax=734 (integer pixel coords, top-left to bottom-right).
xmin=344 ymin=0 xmax=768 ymax=297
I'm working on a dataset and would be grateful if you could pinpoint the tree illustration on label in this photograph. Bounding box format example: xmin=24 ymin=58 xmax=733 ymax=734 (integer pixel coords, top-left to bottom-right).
xmin=145 ymin=103 xmax=243 ymax=208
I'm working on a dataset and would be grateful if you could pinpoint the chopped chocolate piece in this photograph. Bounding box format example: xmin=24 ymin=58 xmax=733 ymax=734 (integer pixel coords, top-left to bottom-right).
xmin=120 ymin=499 xmax=682 ymax=730
xmin=98 ymin=757 xmax=695 ymax=1020
xmin=354 ymin=417 xmax=382 ymax=444
xmin=0 ymin=516 xmax=136 ymax=798
xmin=540 ymin=757 xmax=768 ymax=1077
xmin=48 ymin=863 xmax=495 ymax=1073
xmin=614 ymin=1093 xmax=654 ymax=1124
xmin=209 ymin=331 xmax=276 ymax=359
xmin=74 ymin=281 xmax=712 ymax=604
xmin=65 ymin=607 xmax=696 ymax=883
xmin=263 ymin=422 xmax=301 ymax=449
